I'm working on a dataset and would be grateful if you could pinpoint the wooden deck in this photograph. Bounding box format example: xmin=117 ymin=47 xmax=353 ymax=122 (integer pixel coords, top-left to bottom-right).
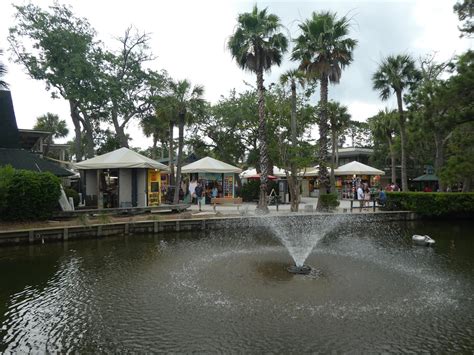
xmin=53 ymin=203 xmax=191 ymax=218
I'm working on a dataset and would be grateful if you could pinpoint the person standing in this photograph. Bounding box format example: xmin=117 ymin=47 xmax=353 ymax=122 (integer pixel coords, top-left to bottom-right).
xmin=189 ymin=179 xmax=197 ymax=203
xmin=357 ymin=185 xmax=364 ymax=211
xmin=195 ymin=181 xmax=204 ymax=211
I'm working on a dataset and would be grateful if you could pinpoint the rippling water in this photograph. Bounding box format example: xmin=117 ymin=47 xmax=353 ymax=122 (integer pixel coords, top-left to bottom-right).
xmin=0 ymin=219 xmax=473 ymax=352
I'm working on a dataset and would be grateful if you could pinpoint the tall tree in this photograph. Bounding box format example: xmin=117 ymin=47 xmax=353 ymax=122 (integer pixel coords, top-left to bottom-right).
xmin=280 ymin=69 xmax=306 ymax=212
xmin=33 ymin=112 xmax=69 ymax=156
xmin=372 ymin=54 xmax=421 ymax=191
xmin=368 ymin=109 xmax=399 ymax=185
xmin=0 ymin=49 xmax=8 ymax=89
xmin=228 ymin=5 xmax=288 ymax=213
xmin=141 ymin=112 xmax=169 ymax=160
xmin=9 ymin=3 xmax=102 ymax=161
xmin=327 ymin=101 xmax=351 ymax=190
xmin=292 ymin=11 xmax=357 ymax=209
xmin=453 ymin=0 xmax=473 ymax=37
xmin=165 ymin=79 xmax=205 ymax=204
xmin=101 ymin=27 xmax=162 ymax=147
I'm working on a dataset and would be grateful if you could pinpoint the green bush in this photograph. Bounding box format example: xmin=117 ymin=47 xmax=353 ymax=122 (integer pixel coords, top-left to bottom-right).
xmin=0 ymin=165 xmax=15 ymax=212
xmin=240 ymin=179 xmax=279 ymax=202
xmin=383 ymin=192 xmax=474 ymax=218
xmin=0 ymin=167 xmax=61 ymax=221
xmin=64 ymin=187 xmax=80 ymax=207
xmin=318 ymin=193 xmax=340 ymax=211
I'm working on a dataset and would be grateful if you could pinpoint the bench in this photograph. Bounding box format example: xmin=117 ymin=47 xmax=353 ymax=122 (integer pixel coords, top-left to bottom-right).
xmin=211 ymin=197 xmax=243 ymax=212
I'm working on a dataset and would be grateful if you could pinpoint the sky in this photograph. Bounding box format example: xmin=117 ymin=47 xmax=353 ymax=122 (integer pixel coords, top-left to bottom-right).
xmin=0 ymin=0 xmax=472 ymax=149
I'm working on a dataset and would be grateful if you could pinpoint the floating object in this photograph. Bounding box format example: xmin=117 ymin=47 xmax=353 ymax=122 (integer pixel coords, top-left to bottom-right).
xmin=412 ymin=234 xmax=435 ymax=246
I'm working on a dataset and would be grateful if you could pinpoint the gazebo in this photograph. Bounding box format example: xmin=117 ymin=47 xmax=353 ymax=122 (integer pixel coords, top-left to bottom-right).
xmin=75 ymin=147 xmax=169 ymax=208
xmin=334 ymin=161 xmax=385 ymax=199
xmin=182 ymin=157 xmax=242 ymax=200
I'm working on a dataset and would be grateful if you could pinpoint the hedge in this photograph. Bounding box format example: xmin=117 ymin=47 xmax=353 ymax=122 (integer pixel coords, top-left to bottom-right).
xmin=0 ymin=167 xmax=61 ymax=221
xmin=383 ymin=192 xmax=474 ymax=218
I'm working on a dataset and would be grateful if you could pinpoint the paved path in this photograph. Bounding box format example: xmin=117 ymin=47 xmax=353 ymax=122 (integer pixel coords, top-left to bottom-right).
xmin=188 ymin=197 xmax=376 ymax=215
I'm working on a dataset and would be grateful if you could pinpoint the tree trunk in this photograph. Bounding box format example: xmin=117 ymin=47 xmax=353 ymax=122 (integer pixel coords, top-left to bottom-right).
xmin=317 ymin=74 xmax=330 ymax=210
xmin=69 ymin=100 xmax=83 ymax=162
xmin=289 ymin=79 xmax=299 ymax=212
xmin=151 ymin=134 xmax=158 ymax=160
xmin=434 ymin=132 xmax=445 ymax=191
xmin=111 ymin=106 xmax=129 ymax=148
xmin=256 ymin=69 xmax=269 ymax=213
xmin=173 ymin=112 xmax=185 ymax=204
xmin=387 ymin=137 xmax=397 ymax=185
xmin=330 ymin=130 xmax=336 ymax=193
xmin=396 ymin=91 xmax=408 ymax=191
xmin=168 ymin=121 xmax=175 ymax=187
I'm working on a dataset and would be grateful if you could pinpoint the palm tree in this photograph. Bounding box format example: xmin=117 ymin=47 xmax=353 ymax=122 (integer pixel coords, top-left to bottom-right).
xmin=280 ymin=69 xmax=305 ymax=212
xmin=228 ymin=5 xmax=288 ymax=213
xmin=141 ymin=113 xmax=169 ymax=160
xmin=292 ymin=11 xmax=357 ymax=209
xmin=33 ymin=112 xmax=69 ymax=156
xmin=166 ymin=79 xmax=205 ymax=204
xmin=0 ymin=49 xmax=8 ymax=89
xmin=372 ymin=54 xmax=420 ymax=191
xmin=368 ymin=109 xmax=399 ymax=186
xmin=327 ymin=101 xmax=351 ymax=190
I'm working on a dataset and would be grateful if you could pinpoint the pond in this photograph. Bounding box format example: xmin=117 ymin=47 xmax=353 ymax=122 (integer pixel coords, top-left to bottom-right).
xmin=0 ymin=218 xmax=473 ymax=352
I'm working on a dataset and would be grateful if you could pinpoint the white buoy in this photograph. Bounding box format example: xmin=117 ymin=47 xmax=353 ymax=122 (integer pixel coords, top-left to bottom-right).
xmin=412 ymin=234 xmax=435 ymax=246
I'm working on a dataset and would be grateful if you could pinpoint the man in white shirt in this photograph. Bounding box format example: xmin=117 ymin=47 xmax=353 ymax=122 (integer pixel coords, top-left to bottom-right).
xmin=357 ymin=185 xmax=364 ymax=210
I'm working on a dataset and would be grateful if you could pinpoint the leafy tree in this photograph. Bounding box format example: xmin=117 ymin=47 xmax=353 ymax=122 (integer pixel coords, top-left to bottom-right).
xmin=292 ymin=11 xmax=357 ymax=209
xmin=100 ymin=28 xmax=165 ymax=148
xmin=33 ymin=112 xmax=69 ymax=156
xmin=453 ymin=0 xmax=473 ymax=37
xmin=372 ymin=54 xmax=421 ymax=191
xmin=368 ymin=109 xmax=399 ymax=184
xmin=440 ymin=122 xmax=474 ymax=191
xmin=0 ymin=49 xmax=8 ymax=89
xmin=327 ymin=101 xmax=351 ymax=190
xmin=9 ymin=3 xmax=103 ymax=161
xmin=228 ymin=5 xmax=288 ymax=213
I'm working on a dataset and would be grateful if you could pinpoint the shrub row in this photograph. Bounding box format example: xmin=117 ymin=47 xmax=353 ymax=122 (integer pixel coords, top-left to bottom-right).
xmin=0 ymin=166 xmax=61 ymax=221
xmin=383 ymin=192 xmax=474 ymax=218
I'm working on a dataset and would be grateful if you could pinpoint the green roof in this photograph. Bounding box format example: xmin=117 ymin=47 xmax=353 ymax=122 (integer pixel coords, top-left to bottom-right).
xmin=413 ymin=174 xmax=439 ymax=182
xmin=0 ymin=148 xmax=74 ymax=177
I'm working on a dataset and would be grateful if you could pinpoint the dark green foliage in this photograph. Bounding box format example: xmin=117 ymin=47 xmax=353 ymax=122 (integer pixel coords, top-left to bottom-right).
xmin=0 ymin=167 xmax=61 ymax=221
xmin=241 ymin=180 xmax=278 ymax=202
xmin=64 ymin=187 xmax=79 ymax=207
xmin=318 ymin=193 xmax=340 ymax=211
xmin=383 ymin=192 xmax=474 ymax=218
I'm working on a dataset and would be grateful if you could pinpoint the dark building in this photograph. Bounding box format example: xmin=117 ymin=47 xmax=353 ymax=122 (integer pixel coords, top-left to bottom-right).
xmin=0 ymin=90 xmax=72 ymax=176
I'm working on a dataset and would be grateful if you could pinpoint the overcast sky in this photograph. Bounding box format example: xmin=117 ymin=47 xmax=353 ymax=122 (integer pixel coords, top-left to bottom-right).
xmin=0 ymin=0 xmax=471 ymax=148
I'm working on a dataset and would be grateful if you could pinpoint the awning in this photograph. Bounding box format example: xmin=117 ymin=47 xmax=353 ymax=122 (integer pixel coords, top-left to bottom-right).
xmin=413 ymin=174 xmax=438 ymax=182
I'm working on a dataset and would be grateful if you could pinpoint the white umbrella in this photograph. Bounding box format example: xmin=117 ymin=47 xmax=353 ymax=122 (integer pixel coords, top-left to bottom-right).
xmin=334 ymin=161 xmax=385 ymax=176
xmin=182 ymin=156 xmax=242 ymax=173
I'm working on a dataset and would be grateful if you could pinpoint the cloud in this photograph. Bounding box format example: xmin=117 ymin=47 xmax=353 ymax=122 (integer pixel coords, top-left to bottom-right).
xmin=0 ymin=0 xmax=471 ymax=149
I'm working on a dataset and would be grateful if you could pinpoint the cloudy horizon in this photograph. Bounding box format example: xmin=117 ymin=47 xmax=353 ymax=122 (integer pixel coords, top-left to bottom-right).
xmin=0 ymin=0 xmax=471 ymax=149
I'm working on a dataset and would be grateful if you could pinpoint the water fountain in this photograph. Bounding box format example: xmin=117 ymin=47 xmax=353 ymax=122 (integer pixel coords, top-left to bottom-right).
xmin=255 ymin=214 xmax=343 ymax=275
xmin=0 ymin=217 xmax=473 ymax=352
